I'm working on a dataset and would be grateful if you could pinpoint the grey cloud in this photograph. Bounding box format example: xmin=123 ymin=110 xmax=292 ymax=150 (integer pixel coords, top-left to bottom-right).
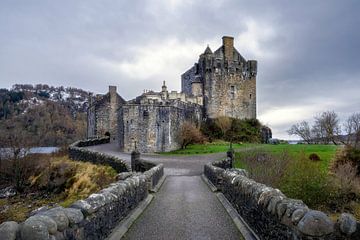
xmin=0 ymin=0 xmax=359 ymax=138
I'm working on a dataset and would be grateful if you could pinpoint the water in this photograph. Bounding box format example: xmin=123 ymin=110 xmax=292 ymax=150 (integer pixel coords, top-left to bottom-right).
xmin=0 ymin=147 xmax=59 ymax=159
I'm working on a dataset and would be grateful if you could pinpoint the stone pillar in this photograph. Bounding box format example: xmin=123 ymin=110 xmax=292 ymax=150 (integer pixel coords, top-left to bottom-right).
xmin=226 ymin=148 xmax=234 ymax=168
xmin=131 ymin=149 xmax=140 ymax=172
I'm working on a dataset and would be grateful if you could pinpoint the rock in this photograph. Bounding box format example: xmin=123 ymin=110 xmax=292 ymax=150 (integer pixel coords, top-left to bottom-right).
xmin=297 ymin=210 xmax=334 ymax=237
xmin=41 ymin=207 xmax=69 ymax=232
xmin=63 ymin=208 xmax=84 ymax=225
xmin=70 ymin=200 xmax=92 ymax=216
xmin=21 ymin=219 xmax=50 ymax=240
xmin=0 ymin=186 xmax=16 ymax=198
xmin=30 ymin=204 xmax=60 ymax=216
xmin=85 ymin=193 xmax=106 ymax=213
xmin=258 ymin=189 xmax=284 ymax=208
xmin=27 ymin=215 xmax=57 ymax=234
xmin=116 ymin=172 xmax=133 ymax=180
xmin=291 ymin=208 xmax=308 ymax=225
xmin=339 ymin=213 xmax=357 ymax=235
xmin=0 ymin=221 xmax=19 ymax=240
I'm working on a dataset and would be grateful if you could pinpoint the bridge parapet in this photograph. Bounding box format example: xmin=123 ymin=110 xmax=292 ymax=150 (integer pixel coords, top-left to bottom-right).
xmin=204 ymin=158 xmax=360 ymax=240
xmin=0 ymin=139 xmax=164 ymax=240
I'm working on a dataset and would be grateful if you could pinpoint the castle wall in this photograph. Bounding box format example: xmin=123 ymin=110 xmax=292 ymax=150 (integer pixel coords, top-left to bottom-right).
xmin=181 ymin=65 xmax=197 ymax=95
xmin=119 ymin=101 xmax=202 ymax=153
xmin=87 ymin=103 xmax=96 ymax=138
xmin=204 ymin=72 xmax=256 ymax=119
xmin=86 ymin=86 xmax=124 ymax=141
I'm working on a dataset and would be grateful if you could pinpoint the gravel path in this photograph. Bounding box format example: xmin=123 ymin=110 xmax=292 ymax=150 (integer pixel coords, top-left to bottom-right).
xmin=86 ymin=143 xmax=243 ymax=240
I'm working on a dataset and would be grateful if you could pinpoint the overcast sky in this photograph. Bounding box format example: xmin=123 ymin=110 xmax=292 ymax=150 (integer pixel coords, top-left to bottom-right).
xmin=0 ymin=0 xmax=359 ymax=139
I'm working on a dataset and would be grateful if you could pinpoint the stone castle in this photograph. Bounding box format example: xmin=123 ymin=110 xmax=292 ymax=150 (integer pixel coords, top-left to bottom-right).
xmin=87 ymin=36 xmax=257 ymax=152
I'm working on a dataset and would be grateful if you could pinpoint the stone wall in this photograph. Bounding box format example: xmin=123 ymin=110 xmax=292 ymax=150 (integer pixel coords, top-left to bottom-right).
xmin=119 ymin=100 xmax=202 ymax=153
xmin=68 ymin=138 xmax=130 ymax=173
xmin=204 ymin=159 xmax=360 ymax=239
xmin=87 ymin=86 xmax=125 ymax=141
xmin=0 ymin=140 xmax=164 ymax=240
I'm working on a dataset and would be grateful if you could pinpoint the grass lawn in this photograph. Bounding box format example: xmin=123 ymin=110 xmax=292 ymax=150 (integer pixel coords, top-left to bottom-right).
xmin=159 ymin=141 xmax=249 ymax=155
xmin=234 ymin=144 xmax=340 ymax=171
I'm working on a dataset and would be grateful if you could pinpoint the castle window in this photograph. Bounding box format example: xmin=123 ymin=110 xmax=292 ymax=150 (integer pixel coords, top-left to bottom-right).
xmin=230 ymin=86 xmax=235 ymax=99
xmin=250 ymin=94 xmax=252 ymax=99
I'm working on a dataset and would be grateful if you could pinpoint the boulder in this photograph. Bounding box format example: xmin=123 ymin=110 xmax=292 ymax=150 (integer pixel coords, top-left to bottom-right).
xmin=41 ymin=207 xmax=69 ymax=231
xmin=21 ymin=219 xmax=49 ymax=240
xmin=27 ymin=215 xmax=57 ymax=234
xmin=70 ymin=200 xmax=92 ymax=216
xmin=297 ymin=210 xmax=334 ymax=237
xmin=339 ymin=213 xmax=357 ymax=235
xmin=63 ymin=208 xmax=84 ymax=225
xmin=0 ymin=221 xmax=19 ymax=240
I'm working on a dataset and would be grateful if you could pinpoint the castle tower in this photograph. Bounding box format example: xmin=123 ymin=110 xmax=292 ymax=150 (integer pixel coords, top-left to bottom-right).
xmin=181 ymin=36 xmax=257 ymax=120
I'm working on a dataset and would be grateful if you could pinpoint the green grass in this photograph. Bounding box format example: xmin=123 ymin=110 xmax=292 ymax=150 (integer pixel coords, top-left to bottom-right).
xmin=233 ymin=144 xmax=342 ymax=210
xmin=159 ymin=141 xmax=250 ymax=155
xmin=234 ymin=144 xmax=339 ymax=171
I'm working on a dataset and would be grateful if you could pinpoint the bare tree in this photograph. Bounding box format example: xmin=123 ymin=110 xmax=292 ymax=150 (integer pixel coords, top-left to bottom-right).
xmin=313 ymin=111 xmax=341 ymax=145
xmin=215 ymin=116 xmax=233 ymax=139
xmin=178 ymin=121 xmax=205 ymax=149
xmin=287 ymin=121 xmax=312 ymax=144
xmin=343 ymin=113 xmax=360 ymax=148
xmin=0 ymin=120 xmax=34 ymax=191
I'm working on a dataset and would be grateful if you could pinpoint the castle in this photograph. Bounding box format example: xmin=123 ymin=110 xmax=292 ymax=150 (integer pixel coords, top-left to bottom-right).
xmin=87 ymin=36 xmax=257 ymax=152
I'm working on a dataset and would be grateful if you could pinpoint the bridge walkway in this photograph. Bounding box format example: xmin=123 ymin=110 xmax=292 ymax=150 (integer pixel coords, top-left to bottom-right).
xmin=86 ymin=144 xmax=243 ymax=240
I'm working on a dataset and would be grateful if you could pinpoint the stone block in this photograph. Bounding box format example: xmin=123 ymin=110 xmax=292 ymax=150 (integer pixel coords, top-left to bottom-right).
xmin=297 ymin=210 xmax=334 ymax=237
xmin=0 ymin=221 xmax=19 ymax=240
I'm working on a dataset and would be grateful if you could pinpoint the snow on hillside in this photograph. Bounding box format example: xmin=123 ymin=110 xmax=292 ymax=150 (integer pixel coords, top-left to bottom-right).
xmin=11 ymin=84 xmax=92 ymax=114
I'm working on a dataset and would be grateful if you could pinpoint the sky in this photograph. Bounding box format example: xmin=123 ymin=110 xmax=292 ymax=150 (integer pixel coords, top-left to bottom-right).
xmin=0 ymin=0 xmax=359 ymax=139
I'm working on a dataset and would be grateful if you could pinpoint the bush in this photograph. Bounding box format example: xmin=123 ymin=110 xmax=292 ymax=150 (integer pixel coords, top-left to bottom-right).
xmin=178 ymin=121 xmax=207 ymax=149
xmin=332 ymin=146 xmax=360 ymax=175
xmin=200 ymin=118 xmax=263 ymax=143
xmin=309 ymin=153 xmax=321 ymax=161
xmin=236 ymin=150 xmax=291 ymax=188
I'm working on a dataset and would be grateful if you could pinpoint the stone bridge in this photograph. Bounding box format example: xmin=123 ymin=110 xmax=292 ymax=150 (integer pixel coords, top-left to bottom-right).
xmin=1 ymin=139 xmax=359 ymax=240
xmin=88 ymin=143 xmax=243 ymax=240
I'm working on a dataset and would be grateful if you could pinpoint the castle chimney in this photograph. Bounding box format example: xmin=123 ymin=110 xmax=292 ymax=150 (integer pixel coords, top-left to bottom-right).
xmin=109 ymin=86 xmax=117 ymax=103
xmin=222 ymin=36 xmax=234 ymax=61
xmin=162 ymin=81 xmax=167 ymax=92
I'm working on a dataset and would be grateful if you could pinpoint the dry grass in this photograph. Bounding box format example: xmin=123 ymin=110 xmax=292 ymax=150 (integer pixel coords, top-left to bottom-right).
xmin=0 ymin=155 xmax=117 ymax=223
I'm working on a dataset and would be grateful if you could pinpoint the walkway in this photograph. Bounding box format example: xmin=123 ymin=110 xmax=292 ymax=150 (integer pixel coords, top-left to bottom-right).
xmin=86 ymin=144 xmax=243 ymax=240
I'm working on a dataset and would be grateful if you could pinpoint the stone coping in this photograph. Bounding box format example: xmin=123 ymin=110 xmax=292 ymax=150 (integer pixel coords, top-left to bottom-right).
xmin=0 ymin=138 xmax=164 ymax=240
xmin=204 ymin=158 xmax=360 ymax=240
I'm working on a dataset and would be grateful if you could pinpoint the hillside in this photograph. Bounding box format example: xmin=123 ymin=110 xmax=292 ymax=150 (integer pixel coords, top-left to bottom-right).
xmin=0 ymin=84 xmax=91 ymax=147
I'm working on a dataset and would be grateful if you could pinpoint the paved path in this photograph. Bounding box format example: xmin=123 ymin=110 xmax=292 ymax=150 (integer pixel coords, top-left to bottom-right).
xmin=86 ymin=144 xmax=243 ymax=240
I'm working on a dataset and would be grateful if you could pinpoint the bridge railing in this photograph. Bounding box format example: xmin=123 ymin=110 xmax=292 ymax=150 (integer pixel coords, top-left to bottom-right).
xmin=0 ymin=138 xmax=164 ymax=240
xmin=204 ymin=158 xmax=360 ymax=240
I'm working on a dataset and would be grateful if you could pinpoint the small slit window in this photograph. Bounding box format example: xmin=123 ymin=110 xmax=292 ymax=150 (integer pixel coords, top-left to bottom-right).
xmin=249 ymin=94 xmax=252 ymax=99
xmin=230 ymin=86 xmax=235 ymax=99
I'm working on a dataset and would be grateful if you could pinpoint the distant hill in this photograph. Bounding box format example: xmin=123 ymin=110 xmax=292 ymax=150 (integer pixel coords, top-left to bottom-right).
xmin=0 ymin=84 xmax=92 ymax=147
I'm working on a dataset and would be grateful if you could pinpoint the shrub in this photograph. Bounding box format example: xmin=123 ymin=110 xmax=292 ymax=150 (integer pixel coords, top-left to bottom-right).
xmin=309 ymin=153 xmax=321 ymax=161
xmin=200 ymin=118 xmax=263 ymax=143
xmin=236 ymin=150 xmax=291 ymax=188
xmin=178 ymin=121 xmax=207 ymax=149
xmin=332 ymin=146 xmax=360 ymax=175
